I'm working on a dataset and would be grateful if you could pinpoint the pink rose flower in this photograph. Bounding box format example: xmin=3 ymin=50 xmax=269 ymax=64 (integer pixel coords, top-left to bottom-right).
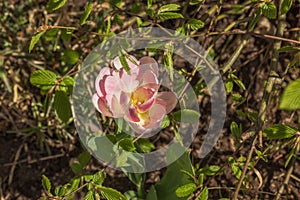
xmin=92 ymin=55 xmax=177 ymax=134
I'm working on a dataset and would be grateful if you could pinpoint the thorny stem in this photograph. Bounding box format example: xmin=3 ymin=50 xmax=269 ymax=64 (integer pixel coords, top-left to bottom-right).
xmin=233 ymin=0 xmax=286 ymax=198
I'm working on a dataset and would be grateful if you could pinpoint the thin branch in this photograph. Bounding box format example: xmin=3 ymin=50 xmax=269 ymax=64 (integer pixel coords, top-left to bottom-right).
xmin=275 ymin=142 xmax=300 ymax=200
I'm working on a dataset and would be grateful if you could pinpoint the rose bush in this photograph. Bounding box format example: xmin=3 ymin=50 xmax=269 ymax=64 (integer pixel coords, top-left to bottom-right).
xmin=92 ymin=55 xmax=177 ymax=134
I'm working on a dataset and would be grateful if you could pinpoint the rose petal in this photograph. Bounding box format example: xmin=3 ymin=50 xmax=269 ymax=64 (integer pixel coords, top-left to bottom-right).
xmin=125 ymin=107 xmax=140 ymax=123
xmin=128 ymin=122 xmax=145 ymax=134
xmin=140 ymin=70 xmax=158 ymax=85
xmin=95 ymin=67 xmax=111 ymax=96
xmin=156 ymin=92 xmax=177 ymax=113
xmin=120 ymin=91 xmax=130 ymax=106
xmin=104 ymin=75 xmax=121 ymax=104
xmin=92 ymin=94 xmax=113 ymax=117
xmin=137 ymin=96 xmax=155 ymax=113
xmin=139 ymin=56 xmax=159 ymax=75
xmin=149 ymin=102 xmax=166 ymax=121
xmin=111 ymin=95 xmax=125 ymax=117
xmin=119 ymin=70 xmax=139 ymax=93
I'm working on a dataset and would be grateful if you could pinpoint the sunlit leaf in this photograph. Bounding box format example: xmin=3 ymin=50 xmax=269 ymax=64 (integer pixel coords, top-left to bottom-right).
xmin=197 ymin=187 xmax=208 ymax=200
xmin=93 ymin=171 xmax=106 ymax=186
xmin=99 ymin=186 xmax=127 ymax=200
xmin=198 ymin=165 xmax=221 ymax=176
xmin=261 ymin=2 xmax=277 ymax=19
xmin=281 ymin=0 xmax=292 ymax=15
xmin=187 ymin=19 xmax=205 ymax=31
xmin=42 ymin=175 xmax=51 ymax=191
xmin=280 ymin=78 xmax=300 ymax=110
xmin=29 ymin=31 xmax=46 ymax=53
xmin=84 ymin=190 xmax=95 ymax=200
xmin=159 ymin=4 xmax=181 ymax=13
xmin=46 ymin=0 xmax=67 ymax=12
xmin=30 ymin=70 xmax=57 ymax=88
xmin=79 ymin=0 xmax=93 ymax=25
xmin=175 ymin=183 xmax=196 ymax=198
xmin=263 ymin=124 xmax=297 ymax=140
xmin=157 ymin=12 xmax=184 ymax=20
xmin=45 ymin=28 xmax=59 ymax=41
xmin=119 ymin=54 xmax=130 ymax=73
xmin=230 ymin=121 xmax=242 ymax=139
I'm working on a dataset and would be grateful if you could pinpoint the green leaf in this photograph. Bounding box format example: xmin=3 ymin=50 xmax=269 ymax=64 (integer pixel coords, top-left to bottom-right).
xmin=230 ymin=121 xmax=242 ymax=139
xmin=135 ymin=138 xmax=155 ymax=153
xmin=80 ymin=0 xmax=93 ymax=25
xmin=231 ymin=75 xmax=246 ymax=90
xmin=30 ymin=70 xmax=57 ymax=88
xmin=198 ymin=165 xmax=221 ymax=176
xmin=29 ymin=31 xmax=46 ymax=53
xmin=226 ymin=79 xmax=233 ymax=93
xmin=147 ymin=0 xmax=153 ymax=8
xmin=78 ymin=151 xmax=91 ymax=167
xmin=280 ymin=78 xmax=300 ymax=110
xmin=54 ymin=91 xmax=72 ymax=123
xmin=189 ymin=0 xmax=203 ymax=5
xmin=159 ymin=4 xmax=181 ymax=13
xmin=115 ymin=151 xmax=128 ymax=167
xmin=71 ymin=162 xmax=83 ymax=174
xmin=54 ymin=186 xmax=63 ymax=196
xmin=68 ymin=178 xmax=80 ymax=193
xmin=173 ymin=109 xmax=200 ymax=123
xmin=197 ymin=173 xmax=204 ymax=185
xmin=58 ymin=76 xmax=74 ymax=94
xmin=281 ymin=0 xmax=292 ymax=15
xmin=84 ymin=190 xmax=95 ymax=200
xmin=146 ymin=8 xmax=156 ymax=17
xmin=84 ymin=174 xmax=94 ymax=182
xmin=187 ymin=19 xmax=205 ymax=31
xmin=160 ymin=115 xmax=170 ymax=129
xmin=146 ymin=148 xmax=194 ymax=200
xmin=99 ymin=186 xmax=127 ymax=200
xmin=263 ymin=124 xmax=297 ymax=140
xmin=119 ymin=55 xmax=131 ymax=73
xmin=248 ymin=8 xmax=261 ymax=31
xmin=42 ymin=175 xmax=51 ymax=191
xmin=61 ymin=29 xmax=73 ymax=41
xmin=231 ymin=93 xmax=243 ymax=101
xmin=46 ymin=0 xmax=67 ymax=12
xmin=157 ymin=12 xmax=184 ymax=20
xmin=62 ymin=49 xmax=79 ymax=65
xmin=228 ymin=157 xmax=242 ymax=179
xmin=45 ymin=28 xmax=59 ymax=41
xmin=261 ymin=2 xmax=277 ymax=19
xmin=197 ymin=187 xmax=208 ymax=200
xmin=175 ymin=183 xmax=196 ymax=198
xmin=285 ymin=146 xmax=296 ymax=167
xmin=119 ymin=138 xmax=136 ymax=152
xmin=93 ymin=171 xmax=106 ymax=185
xmin=278 ymin=46 xmax=300 ymax=52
